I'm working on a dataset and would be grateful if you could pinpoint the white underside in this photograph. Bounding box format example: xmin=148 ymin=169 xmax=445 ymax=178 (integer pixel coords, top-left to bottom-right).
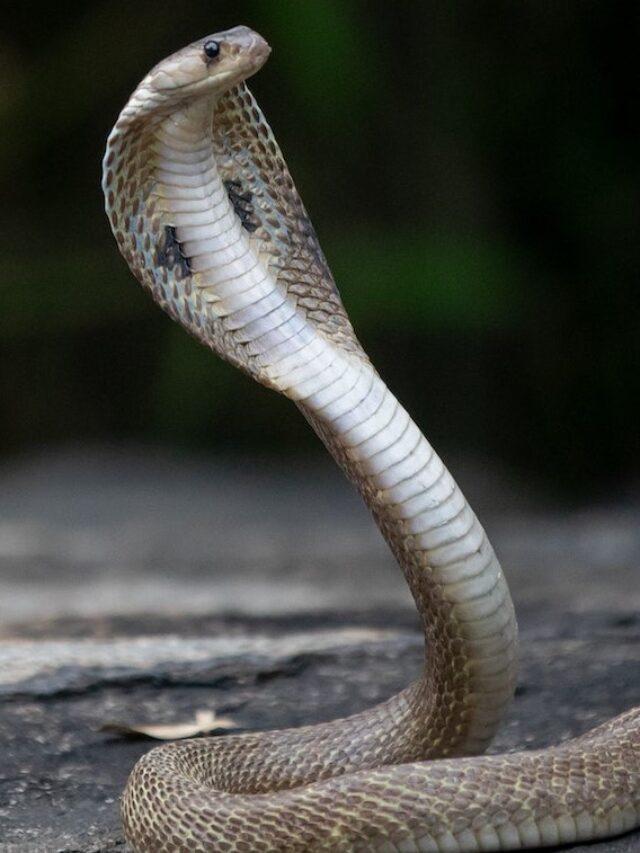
xmin=151 ymin=103 xmax=517 ymax=749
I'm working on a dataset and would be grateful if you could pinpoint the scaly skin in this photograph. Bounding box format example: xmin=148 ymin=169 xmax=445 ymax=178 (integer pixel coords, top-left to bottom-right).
xmin=102 ymin=25 xmax=639 ymax=852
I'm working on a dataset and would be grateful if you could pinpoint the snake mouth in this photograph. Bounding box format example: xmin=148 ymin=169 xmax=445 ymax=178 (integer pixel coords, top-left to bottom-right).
xmin=242 ymin=30 xmax=271 ymax=68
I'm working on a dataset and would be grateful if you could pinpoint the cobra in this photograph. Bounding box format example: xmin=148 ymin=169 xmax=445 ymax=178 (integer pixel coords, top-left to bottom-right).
xmin=102 ymin=25 xmax=639 ymax=853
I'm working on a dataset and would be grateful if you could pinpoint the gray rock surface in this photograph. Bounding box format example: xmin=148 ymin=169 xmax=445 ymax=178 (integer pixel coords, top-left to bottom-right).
xmin=0 ymin=446 xmax=639 ymax=852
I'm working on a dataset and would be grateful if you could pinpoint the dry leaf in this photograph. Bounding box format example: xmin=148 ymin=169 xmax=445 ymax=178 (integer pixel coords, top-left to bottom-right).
xmin=100 ymin=709 xmax=239 ymax=740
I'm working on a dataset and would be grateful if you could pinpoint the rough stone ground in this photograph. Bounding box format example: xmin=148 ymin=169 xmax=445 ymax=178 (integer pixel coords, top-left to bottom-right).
xmin=0 ymin=446 xmax=638 ymax=853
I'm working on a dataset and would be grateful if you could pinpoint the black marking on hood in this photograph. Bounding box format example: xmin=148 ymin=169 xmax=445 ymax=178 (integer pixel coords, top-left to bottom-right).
xmin=225 ymin=180 xmax=259 ymax=233
xmin=157 ymin=225 xmax=191 ymax=278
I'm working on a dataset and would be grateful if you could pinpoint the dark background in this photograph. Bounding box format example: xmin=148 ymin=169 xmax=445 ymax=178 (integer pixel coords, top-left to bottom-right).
xmin=1 ymin=1 xmax=637 ymax=495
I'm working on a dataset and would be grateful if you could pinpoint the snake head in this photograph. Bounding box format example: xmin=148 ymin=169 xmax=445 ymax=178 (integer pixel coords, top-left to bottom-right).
xmin=122 ymin=26 xmax=270 ymax=121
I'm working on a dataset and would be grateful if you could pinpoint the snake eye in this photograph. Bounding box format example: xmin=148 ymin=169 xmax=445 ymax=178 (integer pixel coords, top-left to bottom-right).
xmin=203 ymin=40 xmax=221 ymax=61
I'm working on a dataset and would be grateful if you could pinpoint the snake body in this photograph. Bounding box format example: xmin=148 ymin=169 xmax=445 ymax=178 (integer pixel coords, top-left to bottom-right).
xmin=103 ymin=26 xmax=639 ymax=852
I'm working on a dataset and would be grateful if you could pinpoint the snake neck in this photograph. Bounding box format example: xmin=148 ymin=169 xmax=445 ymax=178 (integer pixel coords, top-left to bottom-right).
xmin=104 ymin=87 xmax=518 ymax=762
xmin=297 ymin=377 xmax=518 ymax=758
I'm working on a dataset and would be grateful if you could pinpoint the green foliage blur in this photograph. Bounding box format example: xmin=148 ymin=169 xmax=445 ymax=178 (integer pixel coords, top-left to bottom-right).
xmin=1 ymin=1 xmax=637 ymax=492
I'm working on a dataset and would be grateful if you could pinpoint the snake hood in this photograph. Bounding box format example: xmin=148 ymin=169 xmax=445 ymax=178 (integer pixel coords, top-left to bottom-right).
xmin=103 ymin=25 xmax=364 ymax=384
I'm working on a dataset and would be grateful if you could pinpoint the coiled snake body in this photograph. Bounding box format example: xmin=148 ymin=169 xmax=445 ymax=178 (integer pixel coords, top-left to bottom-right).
xmin=103 ymin=26 xmax=639 ymax=853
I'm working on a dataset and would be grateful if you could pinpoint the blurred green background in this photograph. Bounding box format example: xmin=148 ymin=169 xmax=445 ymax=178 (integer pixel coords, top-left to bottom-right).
xmin=1 ymin=1 xmax=637 ymax=494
